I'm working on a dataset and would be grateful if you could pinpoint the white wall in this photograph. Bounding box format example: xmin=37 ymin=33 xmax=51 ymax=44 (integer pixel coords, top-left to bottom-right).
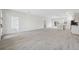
xmin=2 ymin=10 xmax=75 ymax=34
xmin=19 ymin=14 xmax=44 ymax=32
xmin=0 ymin=10 xmax=2 ymax=40
xmin=3 ymin=10 xmax=44 ymax=34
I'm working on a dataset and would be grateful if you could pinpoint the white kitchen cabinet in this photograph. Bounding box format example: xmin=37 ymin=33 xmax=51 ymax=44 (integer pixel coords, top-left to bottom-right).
xmin=71 ymin=25 xmax=79 ymax=34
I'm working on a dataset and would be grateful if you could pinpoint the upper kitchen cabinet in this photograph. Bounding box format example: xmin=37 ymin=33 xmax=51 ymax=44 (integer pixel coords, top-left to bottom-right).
xmin=74 ymin=13 xmax=79 ymax=22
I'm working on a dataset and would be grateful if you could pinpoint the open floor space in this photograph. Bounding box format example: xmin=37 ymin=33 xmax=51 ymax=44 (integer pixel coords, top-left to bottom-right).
xmin=0 ymin=29 xmax=79 ymax=50
xmin=0 ymin=9 xmax=79 ymax=50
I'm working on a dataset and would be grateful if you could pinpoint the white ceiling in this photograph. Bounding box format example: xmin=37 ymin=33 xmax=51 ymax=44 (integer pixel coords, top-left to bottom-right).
xmin=12 ymin=9 xmax=79 ymax=17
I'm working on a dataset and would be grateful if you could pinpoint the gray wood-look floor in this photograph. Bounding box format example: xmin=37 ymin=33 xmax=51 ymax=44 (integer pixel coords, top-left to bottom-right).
xmin=0 ymin=29 xmax=79 ymax=50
